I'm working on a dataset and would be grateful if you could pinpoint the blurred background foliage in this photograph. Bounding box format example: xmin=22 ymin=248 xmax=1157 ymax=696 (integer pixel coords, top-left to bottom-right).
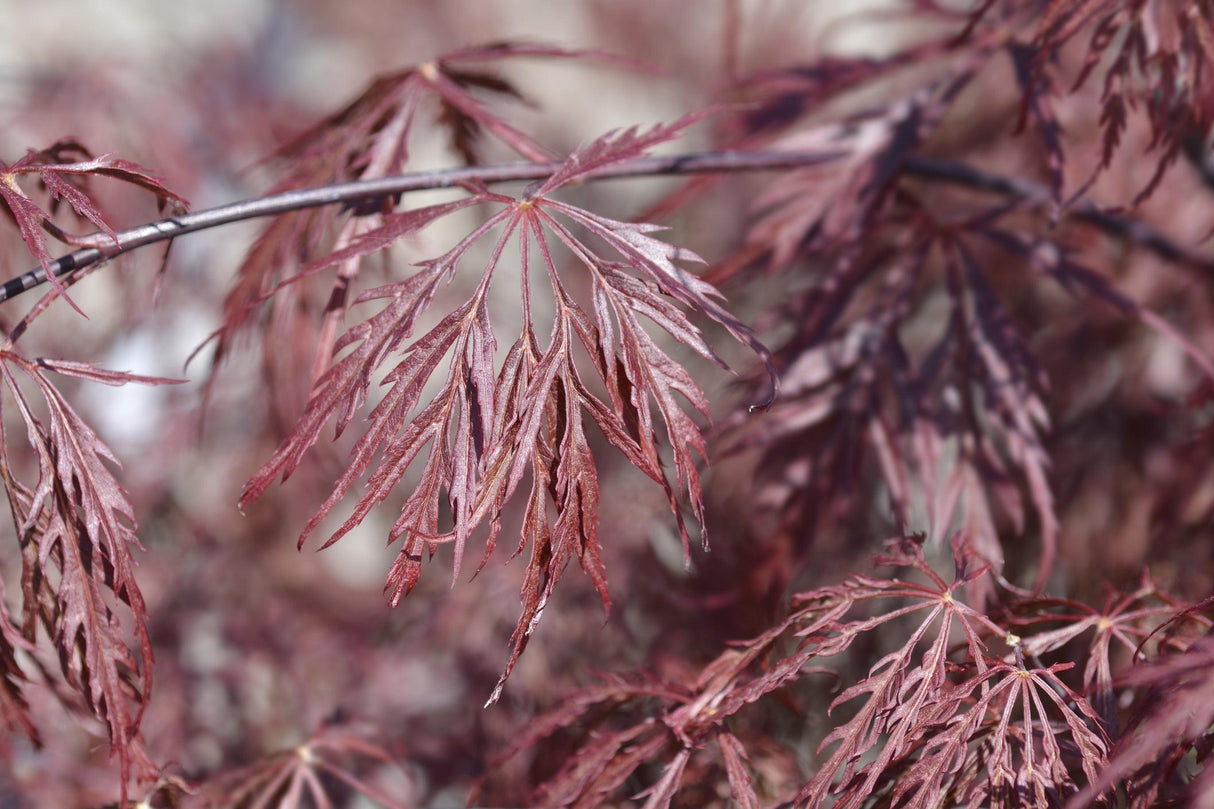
xmin=0 ymin=1 xmax=1212 ymax=806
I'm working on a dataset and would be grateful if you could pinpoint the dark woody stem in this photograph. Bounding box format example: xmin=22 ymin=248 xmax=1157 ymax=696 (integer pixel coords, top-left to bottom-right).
xmin=3 ymin=149 xmax=1209 ymax=305
xmin=0 ymin=149 xmax=842 ymax=305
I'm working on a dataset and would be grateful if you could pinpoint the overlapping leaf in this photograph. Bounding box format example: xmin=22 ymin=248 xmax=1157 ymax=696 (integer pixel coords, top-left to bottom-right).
xmin=723 ymin=220 xmax=1060 ymax=593
xmin=0 ymin=139 xmax=186 ymax=311
xmin=0 ymin=577 xmax=36 ymax=745
xmin=476 ymin=618 xmax=816 ymax=809
xmin=788 ymin=537 xmax=1010 ymax=808
xmin=0 ymin=351 xmax=181 ymax=798
xmin=206 ymin=42 xmax=637 ymax=403
xmin=490 ymin=537 xmax=1110 ymax=808
xmin=1066 ymin=627 xmax=1214 ymax=809
xmin=1004 ymin=575 xmax=1201 ymax=732
xmin=1026 ymin=0 xmax=1214 ymax=203
xmin=890 ymin=658 xmax=1108 ymax=809
xmin=718 ymin=77 xmax=964 ymax=280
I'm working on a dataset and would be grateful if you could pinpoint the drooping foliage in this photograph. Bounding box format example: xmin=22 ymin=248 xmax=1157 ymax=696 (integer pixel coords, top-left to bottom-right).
xmin=0 ymin=2 xmax=1212 ymax=808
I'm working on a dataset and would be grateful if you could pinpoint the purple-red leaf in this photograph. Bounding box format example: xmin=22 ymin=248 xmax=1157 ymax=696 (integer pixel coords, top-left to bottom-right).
xmin=243 ymin=114 xmax=768 ymax=703
xmin=0 ymin=140 xmax=186 ymax=315
xmin=0 ymin=350 xmax=163 ymax=800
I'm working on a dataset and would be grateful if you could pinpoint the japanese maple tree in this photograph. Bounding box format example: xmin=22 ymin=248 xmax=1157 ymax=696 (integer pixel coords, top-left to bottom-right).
xmin=0 ymin=1 xmax=1213 ymax=808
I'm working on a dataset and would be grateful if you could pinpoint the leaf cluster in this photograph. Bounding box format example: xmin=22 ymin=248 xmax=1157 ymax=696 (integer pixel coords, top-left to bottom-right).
xmin=1 ymin=3 xmax=1213 ymax=808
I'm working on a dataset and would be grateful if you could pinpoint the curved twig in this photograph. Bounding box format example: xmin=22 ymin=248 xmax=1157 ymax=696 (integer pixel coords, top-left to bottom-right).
xmin=3 ymin=149 xmax=1209 ymax=306
xmin=0 ymin=149 xmax=844 ymax=304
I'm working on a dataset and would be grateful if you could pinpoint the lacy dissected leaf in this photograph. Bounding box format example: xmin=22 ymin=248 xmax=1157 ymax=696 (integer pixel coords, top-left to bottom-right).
xmin=788 ymin=537 xmax=1009 ymax=808
xmin=243 ymin=114 xmax=765 ymax=703
xmin=1066 ymin=629 xmax=1214 ymax=809
xmin=0 ymin=576 xmax=36 ymax=745
xmin=0 ymin=405 xmax=42 ymax=747
xmin=206 ymin=42 xmax=633 ymax=399
xmin=728 ymin=24 xmax=981 ymax=139
xmin=949 ymin=238 xmax=1057 ymax=585
xmin=702 ymin=52 xmax=992 ymax=285
xmin=718 ymin=245 xmax=930 ymax=556
xmin=275 ymin=41 xmax=635 ymax=173
xmin=716 ymin=729 xmax=761 ymax=809
xmin=730 ymin=84 xmax=953 ymax=275
xmin=890 ymin=659 xmax=1108 ymax=809
xmin=0 ymin=351 xmax=181 ymax=796
xmin=723 ymin=223 xmax=1059 ymax=591
xmin=1009 ymin=42 xmax=1066 ymax=202
xmin=1027 ymin=0 xmax=1214 ymax=203
xmin=641 ymin=10 xmax=999 ymax=231
xmin=792 ymin=543 xmax=1105 ymax=809
xmin=204 ymin=722 xmax=409 ymax=809
xmin=0 ymin=139 xmax=186 ymax=309
xmin=501 ymin=537 xmax=1109 ymax=808
xmin=1006 ymin=581 xmax=1200 ymax=737
xmin=478 ymin=654 xmax=802 ymax=809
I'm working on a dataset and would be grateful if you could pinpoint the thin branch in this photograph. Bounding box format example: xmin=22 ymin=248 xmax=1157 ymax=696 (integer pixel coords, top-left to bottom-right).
xmin=0 ymin=149 xmax=843 ymax=304
xmin=2 ymin=150 xmax=1209 ymax=306
xmin=903 ymin=156 xmax=1214 ymax=274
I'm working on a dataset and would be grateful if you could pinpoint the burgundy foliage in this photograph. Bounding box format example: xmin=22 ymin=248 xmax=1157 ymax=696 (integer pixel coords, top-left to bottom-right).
xmin=0 ymin=2 xmax=1213 ymax=808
